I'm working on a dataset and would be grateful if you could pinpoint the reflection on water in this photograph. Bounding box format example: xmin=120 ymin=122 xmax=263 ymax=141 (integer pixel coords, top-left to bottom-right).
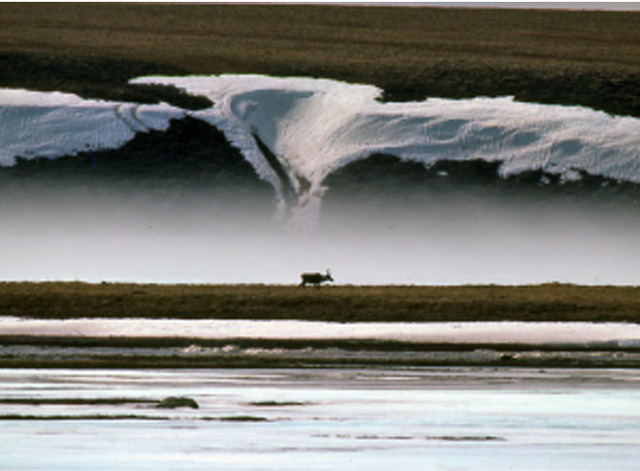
xmin=1 ymin=368 xmax=639 ymax=470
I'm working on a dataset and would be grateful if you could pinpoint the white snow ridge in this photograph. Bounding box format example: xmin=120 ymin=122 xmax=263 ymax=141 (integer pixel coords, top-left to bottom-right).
xmin=2 ymin=75 xmax=640 ymax=227
xmin=132 ymin=74 xmax=640 ymax=227
xmin=0 ymin=88 xmax=184 ymax=166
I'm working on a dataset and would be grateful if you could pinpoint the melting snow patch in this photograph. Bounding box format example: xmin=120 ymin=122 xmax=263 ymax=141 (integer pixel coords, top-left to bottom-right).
xmin=0 ymin=88 xmax=184 ymax=166
xmin=1 ymin=318 xmax=639 ymax=347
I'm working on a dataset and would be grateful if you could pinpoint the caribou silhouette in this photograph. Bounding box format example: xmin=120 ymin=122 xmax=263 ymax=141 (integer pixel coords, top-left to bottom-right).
xmin=299 ymin=270 xmax=333 ymax=288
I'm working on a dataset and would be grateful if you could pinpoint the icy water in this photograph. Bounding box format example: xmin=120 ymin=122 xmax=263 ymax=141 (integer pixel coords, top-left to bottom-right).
xmin=1 ymin=368 xmax=639 ymax=470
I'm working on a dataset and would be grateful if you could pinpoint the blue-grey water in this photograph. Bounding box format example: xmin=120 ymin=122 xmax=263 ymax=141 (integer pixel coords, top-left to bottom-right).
xmin=1 ymin=368 xmax=639 ymax=470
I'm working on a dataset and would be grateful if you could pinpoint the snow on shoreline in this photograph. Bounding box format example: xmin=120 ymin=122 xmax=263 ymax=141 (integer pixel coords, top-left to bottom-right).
xmin=1 ymin=318 xmax=639 ymax=346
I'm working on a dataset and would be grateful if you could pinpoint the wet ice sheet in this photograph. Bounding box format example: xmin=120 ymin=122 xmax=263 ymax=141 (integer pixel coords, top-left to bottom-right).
xmin=1 ymin=318 xmax=639 ymax=346
xmin=1 ymin=368 xmax=639 ymax=471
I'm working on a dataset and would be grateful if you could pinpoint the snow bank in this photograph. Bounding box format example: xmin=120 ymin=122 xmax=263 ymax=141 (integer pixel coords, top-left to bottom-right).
xmin=3 ymin=76 xmax=640 ymax=226
xmin=133 ymin=74 xmax=640 ymax=224
xmin=0 ymin=88 xmax=184 ymax=166
xmin=1 ymin=318 xmax=638 ymax=346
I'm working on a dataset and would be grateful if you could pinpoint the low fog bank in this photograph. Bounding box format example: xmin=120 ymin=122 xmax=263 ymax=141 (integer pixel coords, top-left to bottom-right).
xmin=318 ymin=190 xmax=640 ymax=286
xmin=2 ymin=182 xmax=640 ymax=286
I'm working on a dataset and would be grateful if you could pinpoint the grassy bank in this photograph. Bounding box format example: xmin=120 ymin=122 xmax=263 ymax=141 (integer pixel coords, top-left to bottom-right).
xmin=0 ymin=4 xmax=639 ymax=116
xmin=1 ymin=282 xmax=638 ymax=323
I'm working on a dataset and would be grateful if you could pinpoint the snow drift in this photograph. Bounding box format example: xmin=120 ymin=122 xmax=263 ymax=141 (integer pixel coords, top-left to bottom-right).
xmin=133 ymin=74 xmax=640 ymax=225
xmin=0 ymin=88 xmax=184 ymax=166
xmin=2 ymin=75 xmax=640 ymax=226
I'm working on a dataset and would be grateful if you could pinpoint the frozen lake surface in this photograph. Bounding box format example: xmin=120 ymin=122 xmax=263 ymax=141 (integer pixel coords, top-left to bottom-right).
xmin=1 ymin=368 xmax=639 ymax=470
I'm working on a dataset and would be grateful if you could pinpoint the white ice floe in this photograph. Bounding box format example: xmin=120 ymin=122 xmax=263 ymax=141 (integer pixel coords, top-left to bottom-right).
xmin=0 ymin=88 xmax=184 ymax=166
xmin=1 ymin=318 xmax=638 ymax=346
xmin=132 ymin=74 xmax=640 ymax=225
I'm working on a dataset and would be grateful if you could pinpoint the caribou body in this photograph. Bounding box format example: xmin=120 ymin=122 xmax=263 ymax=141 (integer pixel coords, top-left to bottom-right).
xmin=299 ymin=270 xmax=333 ymax=288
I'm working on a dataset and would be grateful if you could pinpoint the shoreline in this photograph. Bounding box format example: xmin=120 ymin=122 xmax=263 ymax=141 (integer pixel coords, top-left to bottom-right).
xmin=1 ymin=346 xmax=638 ymax=369
xmin=2 ymin=283 xmax=639 ymax=369
xmin=1 ymin=319 xmax=638 ymax=370
xmin=1 ymin=283 xmax=638 ymax=369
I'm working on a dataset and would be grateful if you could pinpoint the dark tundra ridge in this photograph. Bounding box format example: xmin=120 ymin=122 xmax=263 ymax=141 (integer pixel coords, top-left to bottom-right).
xmin=1 ymin=5 xmax=639 ymax=118
xmin=2 ymin=117 xmax=640 ymax=219
xmin=0 ymin=51 xmax=212 ymax=111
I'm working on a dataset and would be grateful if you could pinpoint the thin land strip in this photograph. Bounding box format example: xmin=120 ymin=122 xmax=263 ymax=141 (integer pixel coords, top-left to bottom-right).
xmin=2 ymin=336 xmax=636 ymax=352
xmin=1 ymin=346 xmax=637 ymax=369
xmin=0 ymin=414 xmax=271 ymax=422
xmin=0 ymin=398 xmax=158 ymax=406
xmin=0 ymin=4 xmax=638 ymax=116
xmin=1 ymin=282 xmax=638 ymax=323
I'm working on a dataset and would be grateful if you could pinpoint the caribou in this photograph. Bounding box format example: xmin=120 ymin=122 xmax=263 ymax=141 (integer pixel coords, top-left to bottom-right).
xmin=299 ymin=270 xmax=333 ymax=288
